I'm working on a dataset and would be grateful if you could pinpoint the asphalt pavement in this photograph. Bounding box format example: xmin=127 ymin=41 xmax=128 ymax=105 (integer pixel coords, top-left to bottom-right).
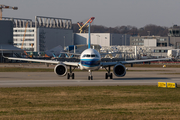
xmin=0 ymin=66 xmax=179 ymax=87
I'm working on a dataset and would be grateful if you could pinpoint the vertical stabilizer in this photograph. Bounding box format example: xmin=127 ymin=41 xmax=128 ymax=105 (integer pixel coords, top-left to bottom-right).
xmin=88 ymin=21 xmax=91 ymax=49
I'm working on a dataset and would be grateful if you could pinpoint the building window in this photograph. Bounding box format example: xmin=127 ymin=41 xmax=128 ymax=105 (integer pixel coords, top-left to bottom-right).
xmin=14 ymin=30 xmax=34 ymax=32
xmin=160 ymin=39 xmax=164 ymax=41
xmin=13 ymin=34 xmax=34 ymax=37
xmin=139 ymin=43 xmax=144 ymax=45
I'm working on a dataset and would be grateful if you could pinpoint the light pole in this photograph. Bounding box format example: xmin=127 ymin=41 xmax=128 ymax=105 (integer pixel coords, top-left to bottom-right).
xmin=110 ymin=34 xmax=112 ymax=46
xmin=64 ymin=36 xmax=65 ymax=48
xmin=125 ymin=34 xmax=127 ymax=46
xmin=122 ymin=35 xmax=123 ymax=45
xmin=174 ymin=37 xmax=175 ymax=49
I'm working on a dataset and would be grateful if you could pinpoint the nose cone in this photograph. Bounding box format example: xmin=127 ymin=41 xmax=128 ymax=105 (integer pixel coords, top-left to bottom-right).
xmin=80 ymin=48 xmax=101 ymax=59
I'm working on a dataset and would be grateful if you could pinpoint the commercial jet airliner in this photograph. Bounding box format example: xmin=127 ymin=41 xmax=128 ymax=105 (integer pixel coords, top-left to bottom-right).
xmin=4 ymin=22 xmax=171 ymax=80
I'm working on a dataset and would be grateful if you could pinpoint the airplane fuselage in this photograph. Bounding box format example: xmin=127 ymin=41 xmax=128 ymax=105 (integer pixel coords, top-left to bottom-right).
xmin=79 ymin=48 xmax=101 ymax=70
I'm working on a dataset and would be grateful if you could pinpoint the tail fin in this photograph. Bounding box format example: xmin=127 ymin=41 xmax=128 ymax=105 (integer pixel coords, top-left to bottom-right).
xmin=88 ymin=21 xmax=91 ymax=49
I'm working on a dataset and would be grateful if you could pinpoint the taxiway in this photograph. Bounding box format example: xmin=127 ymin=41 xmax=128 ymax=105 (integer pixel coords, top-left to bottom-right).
xmin=0 ymin=67 xmax=179 ymax=87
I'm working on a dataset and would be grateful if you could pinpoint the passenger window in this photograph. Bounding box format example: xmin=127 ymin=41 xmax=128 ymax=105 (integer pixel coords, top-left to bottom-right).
xmin=87 ymin=55 xmax=90 ymax=57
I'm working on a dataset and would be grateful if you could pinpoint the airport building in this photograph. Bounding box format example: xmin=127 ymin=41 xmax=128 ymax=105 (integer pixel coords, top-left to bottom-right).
xmin=130 ymin=36 xmax=169 ymax=47
xmin=0 ymin=20 xmax=24 ymax=62
xmin=74 ymin=33 xmax=130 ymax=46
xmin=168 ymin=25 xmax=180 ymax=49
xmin=130 ymin=25 xmax=180 ymax=49
xmin=3 ymin=16 xmax=73 ymax=54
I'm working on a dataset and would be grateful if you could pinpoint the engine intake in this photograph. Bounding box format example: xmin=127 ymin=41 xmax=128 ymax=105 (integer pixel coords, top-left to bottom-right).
xmin=54 ymin=64 xmax=67 ymax=76
xmin=113 ymin=64 xmax=126 ymax=77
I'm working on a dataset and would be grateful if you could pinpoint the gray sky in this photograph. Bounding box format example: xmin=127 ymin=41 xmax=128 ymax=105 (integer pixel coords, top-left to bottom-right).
xmin=1 ymin=0 xmax=180 ymax=28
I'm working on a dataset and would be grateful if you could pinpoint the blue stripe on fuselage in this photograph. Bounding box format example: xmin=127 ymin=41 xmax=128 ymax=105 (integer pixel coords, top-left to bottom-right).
xmin=81 ymin=59 xmax=99 ymax=61
xmin=80 ymin=58 xmax=100 ymax=67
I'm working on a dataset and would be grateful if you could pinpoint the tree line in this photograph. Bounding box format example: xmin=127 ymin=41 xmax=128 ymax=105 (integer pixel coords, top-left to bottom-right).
xmin=72 ymin=24 xmax=169 ymax=36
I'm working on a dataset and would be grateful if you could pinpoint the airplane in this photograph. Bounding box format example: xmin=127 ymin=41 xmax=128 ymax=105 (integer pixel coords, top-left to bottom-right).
xmin=4 ymin=22 xmax=171 ymax=80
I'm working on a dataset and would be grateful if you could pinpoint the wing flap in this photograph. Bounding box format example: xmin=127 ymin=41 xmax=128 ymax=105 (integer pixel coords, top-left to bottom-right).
xmin=5 ymin=57 xmax=60 ymax=64
xmin=121 ymin=58 xmax=171 ymax=64
xmin=101 ymin=58 xmax=171 ymax=67
xmin=63 ymin=61 xmax=79 ymax=66
xmin=5 ymin=57 xmax=80 ymax=67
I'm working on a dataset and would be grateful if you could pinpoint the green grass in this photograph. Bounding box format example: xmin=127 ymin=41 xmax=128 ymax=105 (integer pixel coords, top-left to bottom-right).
xmin=0 ymin=86 xmax=180 ymax=119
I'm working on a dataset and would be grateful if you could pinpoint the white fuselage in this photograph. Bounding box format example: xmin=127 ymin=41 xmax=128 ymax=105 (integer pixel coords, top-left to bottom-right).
xmin=79 ymin=48 xmax=101 ymax=70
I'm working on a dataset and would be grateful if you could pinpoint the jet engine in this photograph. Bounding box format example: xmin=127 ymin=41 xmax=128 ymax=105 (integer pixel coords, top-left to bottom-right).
xmin=54 ymin=64 xmax=67 ymax=76
xmin=113 ymin=64 xmax=126 ymax=77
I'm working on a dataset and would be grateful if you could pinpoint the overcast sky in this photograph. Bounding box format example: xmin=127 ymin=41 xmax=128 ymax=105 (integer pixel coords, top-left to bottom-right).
xmin=1 ymin=0 xmax=180 ymax=28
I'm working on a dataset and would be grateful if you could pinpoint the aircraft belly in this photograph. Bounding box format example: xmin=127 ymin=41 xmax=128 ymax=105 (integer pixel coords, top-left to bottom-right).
xmin=83 ymin=66 xmax=100 ymax=70
xmin=80 ymin=64 xmax=100 ymax=70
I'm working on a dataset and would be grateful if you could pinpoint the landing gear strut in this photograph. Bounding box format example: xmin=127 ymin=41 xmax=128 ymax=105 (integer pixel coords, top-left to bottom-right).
xmin=67 ymin=66 xmax=75 ymax=79
xmin=88 ymin=70 xmax=93 ymax=80
xmin=104 ymin=66 xmax=113 ymax=79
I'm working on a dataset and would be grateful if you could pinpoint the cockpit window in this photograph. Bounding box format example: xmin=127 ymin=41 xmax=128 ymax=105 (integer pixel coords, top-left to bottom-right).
xmin=91 ymin=54 xmax=96 ymax=57
xmin=83 ymin=54 xmax=99 ymax=57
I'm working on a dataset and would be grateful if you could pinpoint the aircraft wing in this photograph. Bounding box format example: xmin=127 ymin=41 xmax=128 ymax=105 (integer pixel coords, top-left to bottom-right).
xmin=5 ymin=57 xmax=79 ymax=67
xmin=60 ymin=52 xmax=81 ymax=56
xmin=101 ymin=58 xmax=171 ymax=67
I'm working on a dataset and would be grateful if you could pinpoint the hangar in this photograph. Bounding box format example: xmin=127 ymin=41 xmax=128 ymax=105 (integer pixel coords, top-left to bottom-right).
xmin=0 ymin=20 xmax=23 ymax=62
xmin=3 ymin=16 xmax=73 ymax=55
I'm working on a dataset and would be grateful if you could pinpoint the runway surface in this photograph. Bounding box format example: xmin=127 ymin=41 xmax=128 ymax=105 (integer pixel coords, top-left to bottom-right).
xmin=0 ymin=67 xmax=180 ymax=87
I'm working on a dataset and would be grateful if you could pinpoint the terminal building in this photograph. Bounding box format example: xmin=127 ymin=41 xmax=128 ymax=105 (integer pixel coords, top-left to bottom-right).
xmin=3 ymin=16 xmax=73 ymax=54
xmin=74 ymin=33 xmax=130 ymax=46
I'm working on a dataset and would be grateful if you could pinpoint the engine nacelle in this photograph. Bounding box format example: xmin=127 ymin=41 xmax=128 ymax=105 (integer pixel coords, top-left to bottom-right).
xmin=113 ymin=64 xmax=126 ymax=77
xmin=54 ymin=64 xmax=67 ymax=76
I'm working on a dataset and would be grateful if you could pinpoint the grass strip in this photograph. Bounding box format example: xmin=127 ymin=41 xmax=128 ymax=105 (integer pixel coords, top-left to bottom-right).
xmin=0 ymin=86 xmax=180 ymax=119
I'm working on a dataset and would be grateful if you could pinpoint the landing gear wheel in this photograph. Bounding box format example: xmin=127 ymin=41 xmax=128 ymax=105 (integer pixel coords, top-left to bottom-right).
xmin=67 ymin=66 xmax=76 ymax=79
xmin=110 ymin=73 xmax=113 ymax=79
xmin=105 ymin=73 xmax=108 ymax=79
xmin=67 ymin=73 xmax=70 ymax=79
xmin=88 ymin=70 xmax=93 ymax=80
xmin=104 ymin=66 xmax=113 ymax=79
xmin=72 ymin=73 xmax=75 ymax=79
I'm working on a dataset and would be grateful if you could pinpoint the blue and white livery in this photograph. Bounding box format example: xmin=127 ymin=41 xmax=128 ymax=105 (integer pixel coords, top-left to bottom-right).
xmin=4 ymin=22 xmax=171 ymax=80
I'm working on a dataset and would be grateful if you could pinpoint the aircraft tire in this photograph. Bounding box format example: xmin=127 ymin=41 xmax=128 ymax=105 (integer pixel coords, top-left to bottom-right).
xmin=110 ymin=73 xmax=113 ymax=79
xmin=67 ymin=73 xmax=70 ymax=79
xmin=72 ymin=73 xmax=74 ymax=79
xmin=105 ymin=73 xmax=108 ymax=79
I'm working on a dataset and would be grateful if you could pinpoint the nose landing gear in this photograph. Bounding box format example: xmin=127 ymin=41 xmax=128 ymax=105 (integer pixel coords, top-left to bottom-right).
xmin=88 ymin=70 xmax=93 ymax=80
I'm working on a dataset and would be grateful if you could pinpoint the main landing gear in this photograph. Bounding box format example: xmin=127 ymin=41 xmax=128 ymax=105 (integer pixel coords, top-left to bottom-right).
xmin=67 ymin=66 xmax=75 ymax=79
xmin=88 ymin=70 xmax=93 ymax=80
xmin=104 ymin=66 xmax=113 ymax=79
